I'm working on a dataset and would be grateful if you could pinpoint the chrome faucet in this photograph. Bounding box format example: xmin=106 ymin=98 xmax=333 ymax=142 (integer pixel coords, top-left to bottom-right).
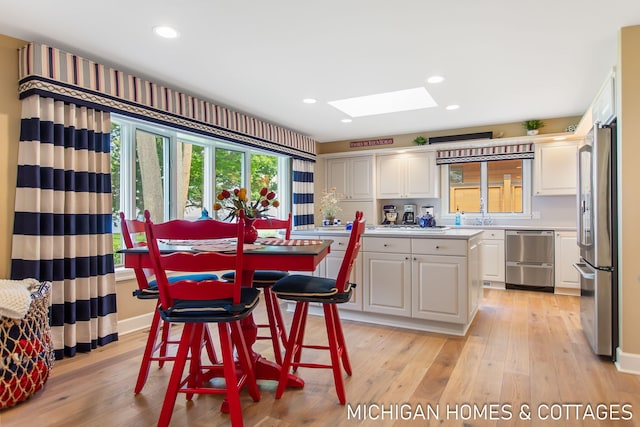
xmin=476 ymin=197 xmax=493 ymax=225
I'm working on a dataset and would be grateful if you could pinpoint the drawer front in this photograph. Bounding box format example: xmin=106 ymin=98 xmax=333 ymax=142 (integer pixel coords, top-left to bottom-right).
xmin=411 ymin=238 xmax=467 ymax=256
xmin=330 ymin=235 xmax=351 ymax=251
xmin=482 ymin=229 xmax=505 ymax=240
xmin=362 ymin=237 xmax=411 ymax=253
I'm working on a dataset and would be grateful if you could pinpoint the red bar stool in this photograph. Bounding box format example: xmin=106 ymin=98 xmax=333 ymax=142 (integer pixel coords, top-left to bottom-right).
xmin=144 ymin=210 xmax=260 ymax=427
xmin=271 ymin=211 xmax=365 ymax=404
xmin=220 ymin=212 xmax=292 ymax=365
xmin=119 ymin=212 xmax=219 ymax=393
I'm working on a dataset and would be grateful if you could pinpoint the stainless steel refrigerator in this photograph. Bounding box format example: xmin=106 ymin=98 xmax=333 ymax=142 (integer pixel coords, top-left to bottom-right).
xmin=574 ymin=122 xmax=618 ymax=359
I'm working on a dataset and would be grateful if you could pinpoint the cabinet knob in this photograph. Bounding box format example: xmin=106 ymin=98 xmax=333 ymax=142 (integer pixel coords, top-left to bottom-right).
xmin=338 ymin=242 xmax=344 ymax=246
xmin=435 ymin=245 xmax=440 ymax=249
xmin=383 ymin=244 xmax=388 ymax=247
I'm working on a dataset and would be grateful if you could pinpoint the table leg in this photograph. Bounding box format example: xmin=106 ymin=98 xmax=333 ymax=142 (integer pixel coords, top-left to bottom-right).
xmin=240 ymin=269 xmax=304 ymax=388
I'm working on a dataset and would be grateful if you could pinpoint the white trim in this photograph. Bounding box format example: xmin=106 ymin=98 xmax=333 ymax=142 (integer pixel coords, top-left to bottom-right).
xmin=615 ymin=348 xmax=640 ymax=375
xmin=117 ymin=312 xmax=154 ymax=335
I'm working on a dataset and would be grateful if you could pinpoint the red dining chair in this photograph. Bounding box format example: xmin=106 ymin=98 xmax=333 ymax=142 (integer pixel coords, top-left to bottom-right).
xmin=220 ymin=212 xmax=292 ymax=365
xmin=272 ymin=211 xmax=365 ymax=404
xmin=144 ymin=210 xmax=260 ymax=427
xmin=119 ymin=212 xmax=219 ymax=393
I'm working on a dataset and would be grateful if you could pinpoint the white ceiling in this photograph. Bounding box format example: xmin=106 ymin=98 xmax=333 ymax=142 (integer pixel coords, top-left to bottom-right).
xmin=2 ymin=1 xmax=640 ymax=142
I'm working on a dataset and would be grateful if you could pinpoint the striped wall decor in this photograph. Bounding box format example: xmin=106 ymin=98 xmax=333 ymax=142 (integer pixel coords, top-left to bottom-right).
xmin=436 ymin=143 xmax=535 ymax=164
xmin=11 ymin=95 xmax=118 ymax=359
xmin=292 ymin=159 xmax=315 ymax=229
xmin=18 ymin=42 xmax=317 ymax=161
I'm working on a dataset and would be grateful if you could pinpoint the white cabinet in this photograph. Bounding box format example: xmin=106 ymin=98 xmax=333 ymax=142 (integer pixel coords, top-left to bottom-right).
xmin=593 ymin=72 xmax=615 ymax=125
xmin=555 ymin=231 xmax=580 ymax=295
xmin=534 ymin=141 xmax=579 ymax=196
xmin=376 ymin=151 xmax=438 ymax=198
xmin=480 ymin=229 xmax=505 ymax=284
xmin=326 ymin=155 xmax=374 ymax=200
xmin=325 ymin=236 xmax=363 ymax=311
xmin=362 ymin=237 xmax=412 ymax=316
xmin=410 ymin=238 xmax=470 ymax=324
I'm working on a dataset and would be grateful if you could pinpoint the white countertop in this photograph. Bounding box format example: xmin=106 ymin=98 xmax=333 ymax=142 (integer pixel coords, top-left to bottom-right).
xmin=292 ymin=226 xmax=483 ymax=239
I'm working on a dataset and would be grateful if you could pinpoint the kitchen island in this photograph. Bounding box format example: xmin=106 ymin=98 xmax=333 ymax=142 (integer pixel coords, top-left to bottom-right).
xmin=290 ymin=226 xmax=482 ymax=336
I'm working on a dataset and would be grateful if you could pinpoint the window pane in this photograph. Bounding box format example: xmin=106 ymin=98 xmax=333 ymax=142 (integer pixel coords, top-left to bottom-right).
xmin=136 ymin=129 xmax=166 ymax=223
xmin=110 ymin=122 xmax=123 ymax=266
xmin=251 ymin=154 xmax=280 ymax=219
xmin=487 ymin=159 xmax=523 ymax=213
xmin=449 ymin=162 xmax=481 ymax=213
xmin=215 ymin=148 xmax=244 ymax=219
xmin=177 ymin=141 xmax=205 ymax=220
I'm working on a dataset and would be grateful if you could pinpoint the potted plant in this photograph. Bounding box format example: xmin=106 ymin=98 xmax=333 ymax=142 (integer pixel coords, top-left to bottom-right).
xmin=413 ymin=136 xmax=428 ymax=145
xmin=318 ymin=187 xmax=342 ymax=225
xmin=523 ymin=120 xmax=544 ymax=136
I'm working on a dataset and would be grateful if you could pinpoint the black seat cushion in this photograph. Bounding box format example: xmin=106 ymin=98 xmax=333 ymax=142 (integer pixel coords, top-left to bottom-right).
xmin=159 ymin=286 xmax=260 ymax=323
xmin=221 ymin=270 xmax=289 ymax=288
xmin=271 ymin=274 xmax=355 ymax=304
xmin=133 ymin=273 xmax=219 ymax=299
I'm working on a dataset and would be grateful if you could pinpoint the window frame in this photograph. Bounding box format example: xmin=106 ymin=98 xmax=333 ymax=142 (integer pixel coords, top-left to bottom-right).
xmin=440 ymin=159 xmax=532 ymax=220
xmin=111 ymin=113 xmax=291 ymax=270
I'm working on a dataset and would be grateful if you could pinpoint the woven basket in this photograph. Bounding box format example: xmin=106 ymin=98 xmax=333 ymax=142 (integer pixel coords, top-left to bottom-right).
xmin=0 ymin=282 xmax=54 ymax=409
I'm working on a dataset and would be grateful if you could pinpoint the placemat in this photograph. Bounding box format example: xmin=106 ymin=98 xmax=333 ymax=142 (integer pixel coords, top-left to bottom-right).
xmin=256 ymin=238 xmax=324 ymax=246
xmin=192 ymin=243 xmax=263 ymax=252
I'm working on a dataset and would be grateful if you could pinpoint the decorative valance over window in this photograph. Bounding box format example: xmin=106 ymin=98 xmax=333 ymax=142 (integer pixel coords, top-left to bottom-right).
xmin=17 ymin=42 xmax=316 ymax=161
xmin=435 ymin=143 xmax=534 ymax=165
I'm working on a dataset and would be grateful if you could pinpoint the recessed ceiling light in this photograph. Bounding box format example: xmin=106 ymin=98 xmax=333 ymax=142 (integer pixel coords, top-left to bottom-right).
xmin=328 ymin=87 xmax=437 ymax=118
xmin=427 ymin=75 xmax=445 ymax=84
xmin=302 ymin=98 xmax=317 ymax=104
xmin=153 ymin=26 xmax=179 ymax=39
xmin=445 ymin=104 xmax=460 ymax=110
xmin=341 ymin=118 xmax=352 ymax=123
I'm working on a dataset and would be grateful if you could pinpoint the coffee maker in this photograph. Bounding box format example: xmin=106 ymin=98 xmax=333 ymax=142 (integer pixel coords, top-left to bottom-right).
xmin=382 ymin=205 xmax=398 ymax=225
xmin=402 ymin=204 xmax=417 ymax=224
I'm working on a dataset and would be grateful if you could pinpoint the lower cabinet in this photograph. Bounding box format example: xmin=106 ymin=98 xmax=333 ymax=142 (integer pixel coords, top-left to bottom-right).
xmin=411 ymin=254 xmax=466 ymax=323
xmin=362 ymin=252 xmax=411 ymax=317
xmin=326 ymin=236 xmax=363 ymax=311
xmin=555 ymin=231 xmax=580 ymax=294
xmin=480 ymin=229 xmax=505 ymax=284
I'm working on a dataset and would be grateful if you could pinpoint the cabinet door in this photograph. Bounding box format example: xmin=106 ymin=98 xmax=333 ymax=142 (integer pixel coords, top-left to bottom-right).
xmin=349 ymin=156 xmax=374 ymax=200
xmin=534 ymin=141 xmax=579 ymax=195
xmin=481 ymin=239 xmax=505 ymax=282
xmin=468 ymin=237 xmax=482 ymax=319
xmin=326 ymin=158 xmax=349 ymax=200
xmin=363 ymin=252 xmax=411 ymax=316
xmin=411 ymin=254 xmax=467 ymax=324
xmin=327 ymin=250 xmax=363 ymax=311
xmin=376 ymin=155 xmax=404 ymax=198
xmin=405 ymin=151 xmax=438 ymax=198
xmin=555 ymin=231 xmax=580 ymax=291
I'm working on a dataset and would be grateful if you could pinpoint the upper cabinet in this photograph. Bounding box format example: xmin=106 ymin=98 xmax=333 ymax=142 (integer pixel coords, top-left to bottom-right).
xmin=376 ymin=151 xmax=439 ymax=199
xmin=325 ymin=155 xmax=374 ymax=200
xmin=592 ymin=71 xmax=615 ymax=125
xmin=534 ymin=141 xmax=579 ymax=196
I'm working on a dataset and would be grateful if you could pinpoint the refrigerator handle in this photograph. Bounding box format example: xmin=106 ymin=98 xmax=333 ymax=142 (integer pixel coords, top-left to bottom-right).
xmin=573 ymin=262 xmax=595 ymax=280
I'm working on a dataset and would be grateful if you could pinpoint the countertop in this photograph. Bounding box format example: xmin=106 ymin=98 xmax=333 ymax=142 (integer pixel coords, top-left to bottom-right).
xmin=292 ymin=226 xmax=483 ymax=239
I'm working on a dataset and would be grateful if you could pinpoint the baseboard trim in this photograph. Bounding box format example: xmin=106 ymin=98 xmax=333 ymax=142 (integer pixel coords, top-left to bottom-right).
xmin=615 ymin=347 xmax=640 ymax=375
xmin=118 ymin=312 xmax=154 ymax=336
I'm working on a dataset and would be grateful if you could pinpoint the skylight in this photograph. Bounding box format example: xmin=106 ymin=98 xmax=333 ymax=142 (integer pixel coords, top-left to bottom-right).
xmin=328 ymin=87 xmax=437 ymax=118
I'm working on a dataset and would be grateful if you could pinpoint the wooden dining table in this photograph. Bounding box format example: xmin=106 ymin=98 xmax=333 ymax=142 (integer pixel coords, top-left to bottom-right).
xmin=120 ymin=237 xmax=333 ymax=389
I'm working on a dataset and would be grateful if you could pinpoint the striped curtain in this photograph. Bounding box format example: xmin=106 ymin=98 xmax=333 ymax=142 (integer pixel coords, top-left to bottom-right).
xmin=292 ymin=159 xmax=314 ymax=229
xmin=10 ymin=95 xmax=118 ymax=360
xmin=436 ymin=143 xmax=534 ymax=164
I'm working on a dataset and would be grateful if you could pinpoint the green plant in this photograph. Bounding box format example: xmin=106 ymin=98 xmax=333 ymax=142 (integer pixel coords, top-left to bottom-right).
xmin=523 ymin=120 xmax=545 ymax=130
xmin=413 ymin=136 xmax=428 ymax=145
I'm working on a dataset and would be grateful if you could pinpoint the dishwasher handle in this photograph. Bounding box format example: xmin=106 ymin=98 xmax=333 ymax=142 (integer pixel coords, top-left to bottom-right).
xmin=573 ymin=262 xmax=595 ymax=280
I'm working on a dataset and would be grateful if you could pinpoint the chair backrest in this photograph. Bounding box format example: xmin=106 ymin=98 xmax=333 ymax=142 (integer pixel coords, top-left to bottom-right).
xmin=335 ymin=211 xmax=366 ymax=292
xmin=119 ymin=212 xmax=153 ymax=290
xmin=252 ymin=212 xmax=292 ymax=239
xmin=144 ymin=209 xmax=246 ymax=310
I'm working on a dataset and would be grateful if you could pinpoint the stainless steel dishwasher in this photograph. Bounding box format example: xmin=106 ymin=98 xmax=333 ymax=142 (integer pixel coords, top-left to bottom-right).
xmin=505 ymin=230 xmax=554 ymax=291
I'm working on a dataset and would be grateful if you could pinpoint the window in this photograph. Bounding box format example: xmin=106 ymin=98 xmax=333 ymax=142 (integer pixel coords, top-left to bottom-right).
xmin=110 ymin=114 xmax=290 ymax=267
xmin=444 ymin=159 xmax=531 ymax=216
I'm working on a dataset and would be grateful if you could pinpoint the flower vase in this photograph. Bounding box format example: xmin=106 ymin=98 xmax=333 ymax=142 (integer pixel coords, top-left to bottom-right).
xmin=243 ymin=218 xmax=259 ymax=244
xmin=325 ymin=216 xmax=335 ymax=226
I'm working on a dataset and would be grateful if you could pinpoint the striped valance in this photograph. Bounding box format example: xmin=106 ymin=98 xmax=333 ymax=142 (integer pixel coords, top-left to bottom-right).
xmin=436 ymin=143 xmax=534 ymax=165
xmin=17 ymin=42 xmax=316 ymax=161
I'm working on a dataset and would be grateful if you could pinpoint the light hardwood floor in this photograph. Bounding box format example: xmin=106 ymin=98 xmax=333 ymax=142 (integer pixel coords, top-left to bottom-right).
xmin=1 ymin=288 xmax=639 ymax=427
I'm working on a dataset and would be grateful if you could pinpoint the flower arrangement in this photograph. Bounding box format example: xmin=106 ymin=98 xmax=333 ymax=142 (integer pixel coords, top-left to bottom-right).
xmin=318 ymin=187 xmax=342 ymax=219
xmin=213 ymin=186 xmax=279 ymax=221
